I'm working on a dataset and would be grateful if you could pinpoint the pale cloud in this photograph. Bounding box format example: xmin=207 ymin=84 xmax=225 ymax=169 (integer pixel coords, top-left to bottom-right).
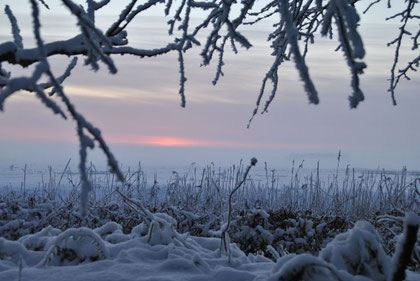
xmin=64 ymin=85 xmax=176 ymax=104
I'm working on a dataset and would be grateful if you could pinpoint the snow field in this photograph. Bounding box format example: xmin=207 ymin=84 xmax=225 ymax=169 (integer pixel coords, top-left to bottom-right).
xmin=0 ymin=163 xmax=419 ymax=280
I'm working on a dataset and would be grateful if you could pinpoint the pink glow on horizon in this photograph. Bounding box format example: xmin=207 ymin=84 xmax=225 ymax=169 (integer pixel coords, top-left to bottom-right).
xmin=110 ymin=136 xmax=236 ymax=147
xmin=0 ymin=130 xmax=345 ymax=150
xmin=108 ymin=136 xmax=342 ymax=150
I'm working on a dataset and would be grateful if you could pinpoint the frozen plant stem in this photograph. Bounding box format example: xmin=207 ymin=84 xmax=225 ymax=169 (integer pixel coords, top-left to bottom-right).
xmin=17 ymin=255 xmax=22 ymax=281
xmin=22 ymin=164 xmax=27 ymax=196
xmin=220 ymin=157 xmax=257 ymax=261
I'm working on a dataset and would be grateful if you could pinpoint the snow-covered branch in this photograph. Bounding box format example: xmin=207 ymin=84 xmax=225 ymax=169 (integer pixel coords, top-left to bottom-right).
xmin=322 ymin=0 xmax=366 ymax=108
xmin=278 ymin=0 xmax=319 ymax=105
xmin=1 ymin=0 xmax=417 ymax=112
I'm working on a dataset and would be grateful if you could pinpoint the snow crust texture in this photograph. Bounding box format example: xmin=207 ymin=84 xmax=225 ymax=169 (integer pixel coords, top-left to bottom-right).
xmin=0 ymin=217 xmax=419 ymax=281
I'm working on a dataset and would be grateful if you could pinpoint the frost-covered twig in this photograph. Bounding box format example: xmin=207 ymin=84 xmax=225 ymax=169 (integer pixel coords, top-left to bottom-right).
xmin=363 ymin=0 xmax=381 ymax=14
xmin=47 ymin=57 xmax=78 ymax=96
xmin=107 ymin=0 xmax=164 ymax=37
xmin=393 ymin=54 xmax=420 ymax=87
xmin=37 ymin=0 xmax=50 ymax=10
xmin=0 ymin=64 xmax=65 ymax=119
xmin=210 ymin=0 xmax=254 ymax=85
xmin=248 ymin=0 xmax=325 ymax=126
xmin=8 ymin=57 xmax=79 ymax=96
xmin=1 ymin=0 xmax=418 ymax=116
xmin=279 ymin=0 xmax=319 ymax=105
xmin=86 ymin=0 xmax=110 ymax=22
xmin=28 ymin=0 xmax=124 ymax=217
xmin=387 ymin=0 xmax=419 ymax=105
xmin=322 ymin=0 xmax=366 ymax=108
xmin=61 ymin=0 xmax=116 ymax=73
xmin=4 ymin=5 xmax=23 ymax=49
xmin=106 ymin=0 xmax=137 ymax=36
xmin=177 ymin=49 xmax=187 ymax=107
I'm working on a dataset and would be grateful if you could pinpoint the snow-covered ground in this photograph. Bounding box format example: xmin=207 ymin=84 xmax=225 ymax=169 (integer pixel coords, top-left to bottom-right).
xmin=0 ymin=163 xmax=419 ymax=280
xmin=0 ymin=216 xmax=419 ymax=281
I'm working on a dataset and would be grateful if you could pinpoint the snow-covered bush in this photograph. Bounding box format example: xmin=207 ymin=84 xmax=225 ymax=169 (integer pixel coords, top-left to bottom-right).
xmin=0 ymin=163 xmax=418 ymax=268
xmin=146 ymin=212 xmax=188 ymax=246
xmin=42 ymin=227 xmax=109 ymax=266
xmin=268 ymin=253 xmax=363 ymax=281
xmin=94 ymin=221 xmax=130 ymax=244
xmin=320 ymin=221 xmax=390 ymax=280
xmin=268 ymin=214 xmax=420 ymax=281
xmin=0 ymin=238 xmax=30 ymax=265
xmin=0 ymin=206 xmax=418 ymax=280
xmin=18 ymin=225 xmax=61 ymax=251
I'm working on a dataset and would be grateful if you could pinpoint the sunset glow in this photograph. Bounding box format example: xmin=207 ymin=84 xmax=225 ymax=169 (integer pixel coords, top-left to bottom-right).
xmin=109 ymin=136 xmax=341 ymax=150
xmin=111 ymin=136 xmax=231 ymax=147
xmin=138 ymin=136 xmax=204 ymax=147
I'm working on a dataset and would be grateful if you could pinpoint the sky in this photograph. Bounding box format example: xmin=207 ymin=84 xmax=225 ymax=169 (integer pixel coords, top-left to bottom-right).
xmin=0 ymin=0 xmax=419 ymax=171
